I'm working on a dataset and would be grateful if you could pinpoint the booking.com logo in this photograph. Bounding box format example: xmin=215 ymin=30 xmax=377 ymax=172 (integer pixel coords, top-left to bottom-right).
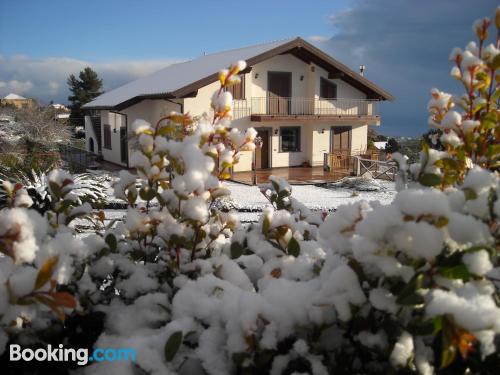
xmin=10 ymin=344 xmax=136 ymax=366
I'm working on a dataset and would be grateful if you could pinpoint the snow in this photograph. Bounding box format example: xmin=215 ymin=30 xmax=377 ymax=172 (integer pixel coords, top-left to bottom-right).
xmin=3 ymin=93 xmax=26 ymax=100
xmin=225 ymin=180 xmax=396 ymax=212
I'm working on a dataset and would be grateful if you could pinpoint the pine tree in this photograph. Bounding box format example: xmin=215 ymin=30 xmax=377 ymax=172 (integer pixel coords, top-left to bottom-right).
xmin=67 ymin=67 xmax=103 ymax=126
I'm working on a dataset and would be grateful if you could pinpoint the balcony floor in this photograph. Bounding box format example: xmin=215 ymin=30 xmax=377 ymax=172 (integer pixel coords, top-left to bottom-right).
xmin=231 ymin=166 xmax=350 ymax=185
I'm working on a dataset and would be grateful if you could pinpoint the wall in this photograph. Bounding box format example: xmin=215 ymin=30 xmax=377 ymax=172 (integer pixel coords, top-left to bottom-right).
xmin=100 ymin=110 xmax=126 ymax=166
xmin=84 ymin=116 xmax=98 ymax=154
xmin=350 ymin=124 xmax=368 ymax=155
xmin=97 ymin=100 xmax=181 ymax=166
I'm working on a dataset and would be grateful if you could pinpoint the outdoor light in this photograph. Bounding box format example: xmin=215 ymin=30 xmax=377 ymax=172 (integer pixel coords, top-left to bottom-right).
xmin=300 ymin=75 xmax=304 ymax=81
xmin=274 ymin=128 xmax=279 ymax=135
xmin=255 ymin=73 xmax=259 ymax=79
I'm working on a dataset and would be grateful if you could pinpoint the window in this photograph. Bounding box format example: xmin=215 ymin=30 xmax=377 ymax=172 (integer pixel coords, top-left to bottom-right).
xmin=280 ymin=127 xmax=301 ymax=152
xmin=103 ymin=124 xmax=112 ymax=149
xmin=320 ymin=77 xmax=337 ymax=99
xmin=226 ymin=74 xmax=245 ymax=99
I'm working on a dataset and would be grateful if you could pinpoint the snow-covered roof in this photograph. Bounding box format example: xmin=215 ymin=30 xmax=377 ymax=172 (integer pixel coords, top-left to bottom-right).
xmin=84 ymin=37 xmax=393 ymax=110
xmin=374 ymin=141 xmax=388 ymax=150
xmin=3 ymin=93 xmax=27 ymax=100
xmin=50 ymin=103 xmax=68 ymax=110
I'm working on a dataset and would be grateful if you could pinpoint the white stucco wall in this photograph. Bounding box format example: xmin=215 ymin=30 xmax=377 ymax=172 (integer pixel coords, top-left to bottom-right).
xmin=350 ymin=124 xmax=368 ymax=155
xmin=100 ymin=111 xmax=126 ymax=166
xmin=84 ymin=116 xmax=99 ymax=154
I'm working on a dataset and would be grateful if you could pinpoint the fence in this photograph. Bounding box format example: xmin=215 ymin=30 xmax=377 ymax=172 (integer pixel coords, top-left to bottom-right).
xmin=352 ymin=156 xmax=398 ymax=181
xmin=58 ymin=144 xmax=97 ymax=172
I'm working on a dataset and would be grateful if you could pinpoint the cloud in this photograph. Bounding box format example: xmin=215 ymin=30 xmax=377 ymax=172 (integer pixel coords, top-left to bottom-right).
xmin=307 ymin=35 xmax=331 ymax=43
xmin=0 ymin=55 xmax=182 ymax=104
xmin=0 ymin=79 xmax=34 ymax=94
xmin=317 ymin=0 xmax=498 ymax=136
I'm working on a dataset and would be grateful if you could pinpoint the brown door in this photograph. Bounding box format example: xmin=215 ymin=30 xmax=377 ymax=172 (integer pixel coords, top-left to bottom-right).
xmin=331 ymin=126 xmax=351 ymax=170
xmin=268 ymin=72 xmax=291 ymax=115
xmin=331 ymin=126 xmax=351 ymax=152
xmin=255 ymin=129 xmax=270 ymax=169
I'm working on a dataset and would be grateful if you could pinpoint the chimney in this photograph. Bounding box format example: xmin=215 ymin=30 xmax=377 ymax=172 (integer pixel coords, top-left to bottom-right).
xmin=359 ymin=65 xmax=366 ymax=76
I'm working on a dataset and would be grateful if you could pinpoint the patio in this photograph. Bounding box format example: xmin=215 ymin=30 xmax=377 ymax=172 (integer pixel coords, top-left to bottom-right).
xmin=230 ymin=166 xmax=351 ymax=185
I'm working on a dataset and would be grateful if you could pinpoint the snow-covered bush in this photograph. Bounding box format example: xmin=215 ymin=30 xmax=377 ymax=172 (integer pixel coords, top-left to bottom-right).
xmin=0 ymin=9 xmax=499 ymax=374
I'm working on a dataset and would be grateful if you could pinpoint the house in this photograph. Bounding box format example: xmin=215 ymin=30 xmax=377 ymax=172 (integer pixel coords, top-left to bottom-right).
xmin=49 ymin=103 xmax=71 ymax=120
xmin=1 ymin=93 xmax=35 ymax=109
xmin=83 ymin=37 xmax=393 ymax=177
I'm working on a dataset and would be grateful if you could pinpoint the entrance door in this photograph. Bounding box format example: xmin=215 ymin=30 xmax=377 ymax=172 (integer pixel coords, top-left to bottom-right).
xmin=331 ymin=126 xmax=351 ymax=152
xmin=255 ymin=129 xmax=270 ymax=169
xmin=268 ymin=72 xmax=291 ymax=115
xmin=330 ymin=126 xmax=351 ymax=170
xmin=120 ymin=127 xmax=128 ymax=164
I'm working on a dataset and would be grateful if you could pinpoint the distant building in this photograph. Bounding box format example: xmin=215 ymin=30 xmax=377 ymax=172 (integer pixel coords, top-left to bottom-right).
xmin=1 ymin=93 xmax=35 ymax=109
xmin=49 ymin=103 xmax=71 ymax=120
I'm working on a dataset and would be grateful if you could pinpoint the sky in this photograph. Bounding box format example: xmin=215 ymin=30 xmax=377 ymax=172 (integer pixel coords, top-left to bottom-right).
xmin=0 ymin=0 xmax=498 ymax=136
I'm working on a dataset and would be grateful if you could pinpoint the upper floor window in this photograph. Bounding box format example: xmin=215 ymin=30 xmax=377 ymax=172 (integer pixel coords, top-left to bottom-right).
xmin=226 ymin=74 xmax=245 ymax=100
xmin=320 ymin=77 xmax=337 ymax=99
xmin=103 ymin=124 xmax=112 ymax=149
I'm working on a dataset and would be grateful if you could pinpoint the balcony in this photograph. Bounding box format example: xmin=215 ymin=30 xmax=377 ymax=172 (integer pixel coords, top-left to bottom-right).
xmin=233 ymin=97 xmax=380 ymax=123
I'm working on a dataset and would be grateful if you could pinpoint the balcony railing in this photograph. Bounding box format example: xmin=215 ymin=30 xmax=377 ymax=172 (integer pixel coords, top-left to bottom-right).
xmin=232 ymin=97 xmax=379 ymax=119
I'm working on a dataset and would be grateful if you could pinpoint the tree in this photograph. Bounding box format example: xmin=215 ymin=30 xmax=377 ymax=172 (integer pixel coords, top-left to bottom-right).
xmin=385 ymin=137 xmax=400 ymax=153
xmin=67 ymin=67 xmax=103 ymax=126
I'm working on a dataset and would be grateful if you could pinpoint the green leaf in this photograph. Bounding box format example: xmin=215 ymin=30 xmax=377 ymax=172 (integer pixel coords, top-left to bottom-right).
xmin=433 ymin=315 xmax=443 ymax=334
xmin=262 ymin=216 xmax=271 ymax=235
xmin=462 ymin=188 xmax=478 ymax=200
xmin=396 ymin=272 xmax=428 ymax=305
xmin=287 ymin=237 xmax=300 ymax=257
xmin=139 ymin=187 xmax=156 ymax=201
xmin=164 ymin=331 xmax=183 ymax=362
xmin=396 ymin=292 xmax=424 ymax=306
xmin=434 ymin=216 xmax=449 ymax=228
xmin=230 ymin=242 xmax=243 ymax=259
xmin=419 ymin=173 xmax=441 ymax=187
xmin=35 ymin=256 xmax=59 ymax=290
xmin=439 ymin=264 xmax=471 ymax=280
xmin=105 ymin=234 xmax=117 ymax=251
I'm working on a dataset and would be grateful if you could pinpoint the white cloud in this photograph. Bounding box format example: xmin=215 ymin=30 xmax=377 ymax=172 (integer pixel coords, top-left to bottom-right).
xmin=0 ymin=79 xmax=34 ymax=95
xmin=307 ymin=35 xmax=330 ymax=43
xmin=0 ymin=55 xmax=183 ymax=104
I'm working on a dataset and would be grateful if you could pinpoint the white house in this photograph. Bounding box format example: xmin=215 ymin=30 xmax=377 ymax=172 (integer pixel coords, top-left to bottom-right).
xmin=83 ymin=37 xmax=393 ymax=173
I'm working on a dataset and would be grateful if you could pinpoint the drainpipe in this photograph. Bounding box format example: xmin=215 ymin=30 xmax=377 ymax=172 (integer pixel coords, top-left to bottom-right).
xmin=110 ymin=110 xmax=129 ymax=169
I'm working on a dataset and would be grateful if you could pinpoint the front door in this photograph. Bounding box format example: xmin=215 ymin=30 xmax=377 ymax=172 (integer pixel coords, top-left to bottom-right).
xmin=268 ymin=72 xmax=291 ymax=115
xmin=330 ymin=126 xmax=351 ymax=170
xmin=331 ymin=126 xmax=351 ymax=152
xmin=255 ymin=129 xmax=270 ymax=169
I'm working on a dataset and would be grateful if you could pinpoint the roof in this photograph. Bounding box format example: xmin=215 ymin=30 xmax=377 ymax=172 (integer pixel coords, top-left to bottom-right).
xmin=3 ymin=93 xmax=27 ymax=100
xmin=84 ymin=37 xmax=394 ymax=110
xmin=374 ymin=141 xmax=388 ymax=150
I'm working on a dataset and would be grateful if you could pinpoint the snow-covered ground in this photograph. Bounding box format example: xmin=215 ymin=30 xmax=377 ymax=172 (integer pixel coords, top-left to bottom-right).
xmin=73 ymin=176 xmax=397 ymax=232
xmin=226 ymin=180 xmax=395 ymax=211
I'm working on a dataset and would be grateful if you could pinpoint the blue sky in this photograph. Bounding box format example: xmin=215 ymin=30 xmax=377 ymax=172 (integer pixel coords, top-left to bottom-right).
xmin=0 ymin=0 xmax=498 ymax=136
xmin=0 ymin=0 xmax=344 ymax=60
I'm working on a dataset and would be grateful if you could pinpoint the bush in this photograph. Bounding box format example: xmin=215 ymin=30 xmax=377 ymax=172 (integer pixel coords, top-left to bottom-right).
xmin=0 ymin=9 xmax=499 ymax=375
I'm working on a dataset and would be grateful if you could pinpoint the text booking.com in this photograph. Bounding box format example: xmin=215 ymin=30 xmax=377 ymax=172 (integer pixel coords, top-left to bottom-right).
xmin=10 ymin=344 xmax=136 ymax=366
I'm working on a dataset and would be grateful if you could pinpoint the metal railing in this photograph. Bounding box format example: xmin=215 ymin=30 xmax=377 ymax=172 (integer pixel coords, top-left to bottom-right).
xmin=232 ymin=98 xmax=379 ymax=119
